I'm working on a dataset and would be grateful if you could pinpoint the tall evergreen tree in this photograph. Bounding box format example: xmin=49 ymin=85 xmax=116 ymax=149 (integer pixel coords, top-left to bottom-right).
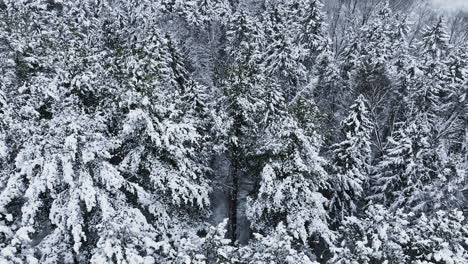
xmin=214 ymin=9 xmax=266 ymax=242
xmin=311 ymin=44 xmax=348 ymax=145
xmin=328 ymin=95 xmax=373 ymax=223
xmin=0 ymin=1 xmax=212 ymax=262
xmin=246 ymin=94 xmax=334 ymax=254
xmin=288 ymin=0 xmax=326 ymax=66
xmin=409 ymin=17 xmax=452 ymax=123
xmin=260 ymin=2 xmax=309 ymax=97
xmin=368 ymin=114 xmax=463 ymax=212
xmin=343 ymin=2 xmax=410 ymax=153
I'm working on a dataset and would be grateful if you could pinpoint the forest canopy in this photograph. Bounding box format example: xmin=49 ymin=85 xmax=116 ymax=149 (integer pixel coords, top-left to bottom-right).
xmin=0 ymin=0 xmax=467 ymax=263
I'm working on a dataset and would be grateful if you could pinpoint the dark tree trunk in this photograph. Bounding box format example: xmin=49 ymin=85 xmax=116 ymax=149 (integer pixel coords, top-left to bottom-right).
xmin=228 ymin=157 xmax=239 ymax=243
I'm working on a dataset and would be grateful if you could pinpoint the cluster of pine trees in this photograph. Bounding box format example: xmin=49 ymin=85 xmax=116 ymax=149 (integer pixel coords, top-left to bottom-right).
xmin=0 ymin=0 xmax=466 ymax=263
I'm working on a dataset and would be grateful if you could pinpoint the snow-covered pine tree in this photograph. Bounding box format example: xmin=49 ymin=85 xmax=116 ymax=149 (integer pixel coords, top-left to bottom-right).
xmin=399 ymin=19 xmax=466 ymax=213
xmin=0 ymin=1 xmax=212 ymax=263
xmin=378 ymin=18 xmax=467 ymax=213
xmin=328 ymin=95 xmax=373 ymax=223
xmin=344 ymin=2 xmax=395 ymax=93
xmin=243 ymin=1 xmax=335 ymax=258
xmin=428 ymin=46 xmax=468 ymax=210
xmin=344 ymin=2 xmax=410 ymax=153
xmin=369 ymin=114 xmax=454 ymax=212
xmin=238 ymin=222 xmax=317 ymax=264
xmin=260 ymin=1 xmax=309 ymax=98
xmin=174 ymin=219 xmax=317 ymax=264
xmin=436 ymin=41 xmax=467 ymax=155
xmin=217 ymin=2 xmax=332 ymax=247
xmin=179 ymin=0 xmax=232 ymax=27
xmin=159 ymin=0 xmax=232 ymax=89
xmin=409 ymin=17 xmax=452 ymax=123
xmin=420 ymin=17 xmax=450 ymax=61
xmin=224 ymin=9 xmax=264 ymax=76
xmin=330 ymin=205 xmax=468 ymax=264
xmin=288 ymin=0 xmax=326 ymax=67
xmin=246 ymin=96 xmax=334 ymax=256
xmin=308 ymin=40 xmax=354 ymax=148
xmin=213 ymin=9 xmax=266 ymax=242
xmin=172 ymin=219 xmax=237 ymax=264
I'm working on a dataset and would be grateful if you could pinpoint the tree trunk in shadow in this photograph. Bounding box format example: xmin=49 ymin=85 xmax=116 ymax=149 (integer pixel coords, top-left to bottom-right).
xmin=228 ymin=156 xmax=239 ymax=244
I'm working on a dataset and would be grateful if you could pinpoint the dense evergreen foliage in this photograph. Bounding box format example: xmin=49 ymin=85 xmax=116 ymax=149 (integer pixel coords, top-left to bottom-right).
xmin=0 ymin=0 xmax=466 ymax=263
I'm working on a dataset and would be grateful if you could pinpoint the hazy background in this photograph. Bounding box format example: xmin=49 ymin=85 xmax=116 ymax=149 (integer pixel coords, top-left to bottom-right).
xmin=432 ymin=0 xmax=468 ymax=12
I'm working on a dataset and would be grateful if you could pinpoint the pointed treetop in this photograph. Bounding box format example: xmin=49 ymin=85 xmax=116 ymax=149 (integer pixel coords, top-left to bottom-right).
xmin=421 ymin=17 xmax=450 ymax=59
